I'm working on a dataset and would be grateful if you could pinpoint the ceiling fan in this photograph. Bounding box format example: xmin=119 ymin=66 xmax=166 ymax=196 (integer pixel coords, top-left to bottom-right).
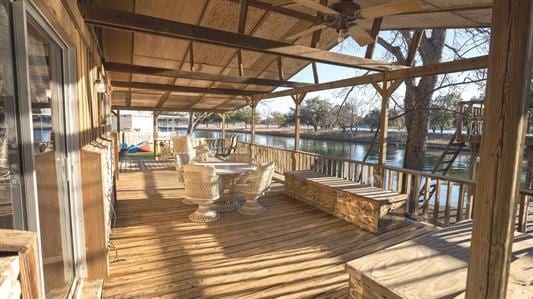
xmin=274 ymin=0 xmax=422 ymax=46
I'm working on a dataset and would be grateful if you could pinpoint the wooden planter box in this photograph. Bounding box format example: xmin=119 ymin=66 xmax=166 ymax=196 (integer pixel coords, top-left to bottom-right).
xmin=284 ymin=171 xmax=406 ymax=233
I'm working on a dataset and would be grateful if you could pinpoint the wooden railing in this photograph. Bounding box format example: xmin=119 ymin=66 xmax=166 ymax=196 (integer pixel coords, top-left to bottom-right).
xmin=154 ymin=137 xmax=229 ymax=158
xmin=242 ymin=142 xmax=531 ymax=231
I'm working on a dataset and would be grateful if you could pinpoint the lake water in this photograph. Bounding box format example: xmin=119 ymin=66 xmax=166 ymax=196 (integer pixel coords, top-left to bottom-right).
xmin=188 ymin=130 xmax=475 ymax=180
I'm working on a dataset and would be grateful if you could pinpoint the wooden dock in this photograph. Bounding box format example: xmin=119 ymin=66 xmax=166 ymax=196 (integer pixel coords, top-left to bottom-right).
xmin=104 ymin=167 xmax=430 ymax=298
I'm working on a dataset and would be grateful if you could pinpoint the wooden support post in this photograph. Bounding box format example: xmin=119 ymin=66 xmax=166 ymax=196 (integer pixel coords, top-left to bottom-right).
xmin=292 ymin=93 xmax=305 ymax=151
xmin=153 ymin=112 xmax=159 ymax=159
xmin=374 ymin=81 xmax=389 ymax=188
xmin=250 ymin=100 xmax=257 ymax=144
xmin=220 ymin=113 xmax=226 ymax=139
xmin=465 ymin=142 xmax=479 ymax=219
xmin=466 ymin=0 xmax=532 ymax=297
xmin=116 ymin=108 xmax=121 ymax=135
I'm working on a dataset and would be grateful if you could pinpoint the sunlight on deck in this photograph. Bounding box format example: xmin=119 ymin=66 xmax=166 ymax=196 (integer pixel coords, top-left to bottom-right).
xmin=104 ymin=165 xmax=430 ymax=298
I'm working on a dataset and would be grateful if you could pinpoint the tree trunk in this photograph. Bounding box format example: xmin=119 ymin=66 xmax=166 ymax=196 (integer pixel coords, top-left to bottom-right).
xmin=402 ymin=29 xmax=446 ymax=170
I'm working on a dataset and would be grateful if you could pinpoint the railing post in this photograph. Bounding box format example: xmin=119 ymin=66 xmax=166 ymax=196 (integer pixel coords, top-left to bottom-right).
xmin=291 ymin=93 xmax=305 ymax=151
xmin=291 ymin=151 xmax=297 ymax=171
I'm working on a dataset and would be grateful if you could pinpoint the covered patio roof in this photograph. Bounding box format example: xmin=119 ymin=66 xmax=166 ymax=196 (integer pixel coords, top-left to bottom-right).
xmin=84 ymin=0 xmax=492 ymax=112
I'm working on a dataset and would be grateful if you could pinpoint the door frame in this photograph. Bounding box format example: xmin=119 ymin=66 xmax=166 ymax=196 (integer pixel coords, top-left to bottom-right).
xmin=12 ymin=0 xmax=87 ymax=296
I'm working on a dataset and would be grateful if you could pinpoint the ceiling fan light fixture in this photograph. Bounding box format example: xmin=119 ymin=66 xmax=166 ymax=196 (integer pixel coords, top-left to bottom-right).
xmin=337 ymin=29 xmax=346 ymax=43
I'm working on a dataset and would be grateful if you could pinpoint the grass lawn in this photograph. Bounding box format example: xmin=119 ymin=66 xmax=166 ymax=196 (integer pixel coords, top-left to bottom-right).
xmin=123 ymin=151 xmax=155 ymax=160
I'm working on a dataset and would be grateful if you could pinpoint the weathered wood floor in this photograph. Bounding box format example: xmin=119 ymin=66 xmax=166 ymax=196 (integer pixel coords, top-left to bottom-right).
xmin=104 ymin=166 xmax=430 ymax=298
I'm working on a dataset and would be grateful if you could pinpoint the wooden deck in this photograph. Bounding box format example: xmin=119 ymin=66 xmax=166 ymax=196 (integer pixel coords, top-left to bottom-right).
xmin=104 ymin=165 xmax=430 ymax=298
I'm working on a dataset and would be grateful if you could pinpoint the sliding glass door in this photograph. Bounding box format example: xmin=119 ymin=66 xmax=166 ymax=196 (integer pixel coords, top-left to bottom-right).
xmin=26 ymin=16 xmax=75 ymax=297
xmin=10 ymin=1 xmax=79 ymax=297
xmin=0 ymin=0 xmax=24 ymax=230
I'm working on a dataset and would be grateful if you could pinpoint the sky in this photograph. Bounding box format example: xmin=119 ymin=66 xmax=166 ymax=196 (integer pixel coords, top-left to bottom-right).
xmin=257 ymin=29 xmax=489 ymax=118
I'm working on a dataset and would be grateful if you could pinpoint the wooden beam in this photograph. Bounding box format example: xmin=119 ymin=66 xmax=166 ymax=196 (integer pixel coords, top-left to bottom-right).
xmin=405 ymin=29 xmax=424 ymax=66
xmin=189 ymin=42 xmax=195 ymax=72
xmin=104 ymin=62 xmax=309 ymax=88
xmin=229 ymin=0 xmax=318 ymax=23
xmin=252 ymin=55 xmax=488 ymax=100
xmin=111 ymin=81 xmax=261 ymax=96
xmin=465 ymin=0 xmax=532 ymax=297
xmin=80 ymin=5 xmax=400 ymax=71
xmin=112 ymin=105 xmax=233 ymax=113
xmin=237 ymin=0 xmax=249 ymax=77
xmin=364 ymin=17 xmax=383 ymax=59
xmin=277 ymin=56 xmax=284 ymax=81
xmin=309 ymin=0 xmax=327 ymax=84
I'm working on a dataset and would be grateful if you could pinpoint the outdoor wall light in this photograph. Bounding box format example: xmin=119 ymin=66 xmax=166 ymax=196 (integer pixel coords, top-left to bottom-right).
xmin=95 ymin=79 xmax=106 ymax=94
xmin=45 ymin=88 xmax=52 ymax=99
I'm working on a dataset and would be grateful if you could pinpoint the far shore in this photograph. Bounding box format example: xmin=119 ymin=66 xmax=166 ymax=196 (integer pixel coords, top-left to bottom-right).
xmin=179 ymin=125 xmax=466 ymax=151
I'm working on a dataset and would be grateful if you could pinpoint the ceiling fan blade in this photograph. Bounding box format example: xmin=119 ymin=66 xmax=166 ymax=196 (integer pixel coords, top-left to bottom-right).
xmin=347 ymin=25 xmax=375 ymax=46
xmin=284 ymin=23 xmax=329 ymax=40
xmin=273 ymin=0 xmax=339 ymax=15
xmin=357 ymin=0 xmax=422 ymax=19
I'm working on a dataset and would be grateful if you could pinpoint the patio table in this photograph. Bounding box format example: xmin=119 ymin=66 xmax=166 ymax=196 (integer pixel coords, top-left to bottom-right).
xmin=199 ymin=162 xmax=256 ymax=212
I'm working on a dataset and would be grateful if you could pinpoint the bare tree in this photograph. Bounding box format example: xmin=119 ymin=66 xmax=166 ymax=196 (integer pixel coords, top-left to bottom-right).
xmin=376 ymin=29 xmax=488 ymax=170
xmin=187 ymin=112 xmax=213 ymax=134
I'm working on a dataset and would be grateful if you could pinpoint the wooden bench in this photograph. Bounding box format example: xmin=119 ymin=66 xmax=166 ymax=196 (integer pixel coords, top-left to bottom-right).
xmin=284 ymin=171 xmax=407 ymax=233
xmin=345 ymin=220 xmax=533 ymax=298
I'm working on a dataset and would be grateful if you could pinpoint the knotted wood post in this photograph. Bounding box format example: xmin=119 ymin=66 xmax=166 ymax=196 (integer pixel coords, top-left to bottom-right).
xmin=466 ymin=0 xmax=532 ymax=297
xmin=291 ymin=93 xmax=306 ymax=151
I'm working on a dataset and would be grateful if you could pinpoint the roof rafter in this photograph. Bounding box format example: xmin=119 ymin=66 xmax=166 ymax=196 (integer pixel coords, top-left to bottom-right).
xmin=252 ymin=55 xmax=488 ymax=100
xmin=80 ymin=5 xmax=401 ymax=71
xmin=104 ymin=62 xmax=310 ymax=88
xmin=111 ymin=81 xmax=261 ymax=96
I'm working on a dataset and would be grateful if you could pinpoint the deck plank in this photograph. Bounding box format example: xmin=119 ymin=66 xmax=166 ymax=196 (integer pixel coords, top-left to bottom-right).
xmin=104 ymin=168 xmax=430 ymax=298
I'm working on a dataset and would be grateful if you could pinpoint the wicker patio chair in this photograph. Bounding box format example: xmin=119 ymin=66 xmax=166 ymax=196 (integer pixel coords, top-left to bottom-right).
xmin=172 ymin=135 xmax=196 ymax=164
xmin=192 ymin=138 xmax=210 ymax=162
xmin=234 ymin=162 xmax=275 ymax=215
xmin=174 ymin=156 xmax=196 ymax=205
xmin=227 ymin=143 xmax=254 ymax=163
xmin=215 ymin=135 xmax=239 ymax=159
xmin=183 ymin=164 xmax=224 ymax=222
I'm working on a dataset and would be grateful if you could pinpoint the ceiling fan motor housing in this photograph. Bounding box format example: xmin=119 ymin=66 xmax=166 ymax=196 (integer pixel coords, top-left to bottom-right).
xmin=329 ymin=0 xmax=361 ymax=17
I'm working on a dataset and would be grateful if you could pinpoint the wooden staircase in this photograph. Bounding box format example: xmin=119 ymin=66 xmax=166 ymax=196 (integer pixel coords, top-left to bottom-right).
xmin=419 ymin=134 xmax=466 ymax=203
